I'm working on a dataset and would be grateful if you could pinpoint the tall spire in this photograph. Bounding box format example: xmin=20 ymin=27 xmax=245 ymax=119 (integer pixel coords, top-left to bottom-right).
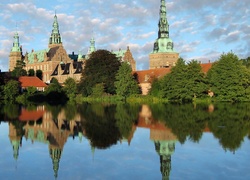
xmin=49 ymin=12 xmax=62 ymax=46
xmin=11 ymin=31 xmax=21 ymax=52
xmin=158 ymin=0 xmax=169 ymax=38
xmin=152 ymin=0 xmax=175 ymax=53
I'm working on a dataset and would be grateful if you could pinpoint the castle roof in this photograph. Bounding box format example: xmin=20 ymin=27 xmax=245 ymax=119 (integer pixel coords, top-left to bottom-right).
xmin=134 ymin=62 xmax=213 ymax=84
xmin=19 ymin=76 xmax=47 ymax=88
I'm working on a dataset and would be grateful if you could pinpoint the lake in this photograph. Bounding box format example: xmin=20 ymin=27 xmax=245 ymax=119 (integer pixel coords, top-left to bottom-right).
xmin=0 ymin=103 xmax=249 ymax=180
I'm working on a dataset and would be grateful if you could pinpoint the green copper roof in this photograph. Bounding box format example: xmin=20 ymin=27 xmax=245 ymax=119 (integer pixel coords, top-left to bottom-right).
xmin=113 ymin=49 xmax=126 ymax=60
xmin=27 ymin=49 xmax=50 ymax=63
xmin=151 ymin=0 xmax=176 ymax=54
xmin=11 ymin=32 xmax=21 ymax=52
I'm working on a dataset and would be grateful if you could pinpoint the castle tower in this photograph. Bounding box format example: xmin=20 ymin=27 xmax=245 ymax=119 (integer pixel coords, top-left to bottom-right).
xmin=9 ymin=31 xmax=23 ymax=71
xmin=86 ymin=37 xmax=96 ymax=59
xmin=149 ymin=0 xmax=179 ymax=69
xmin=123 ymin=46 xmax=136 ymax=71
xmin=49 ymin=13 xmax=62 ymax=48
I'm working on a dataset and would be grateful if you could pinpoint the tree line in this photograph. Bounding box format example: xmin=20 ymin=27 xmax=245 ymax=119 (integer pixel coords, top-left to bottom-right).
xmin=1 ymin=50 xmax=250 ymax=103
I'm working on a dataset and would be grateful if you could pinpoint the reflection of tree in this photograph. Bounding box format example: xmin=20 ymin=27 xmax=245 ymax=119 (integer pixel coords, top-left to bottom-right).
xmin=150 ymin=103 xmax=208 ymax=144
xmin=115 ymin=103 xmax=140 ymax=140
xmin=46 ymin=104 xmax=63 ymax=121
xmin=64 ymin=102 xmax=77 ymax=121
xmin=80 ymin=104 xmax=121 ymax=149
xmin=208 ymin=103 xmax=250 ymax=152
xmin=3 ymin=103 xmax=20 ymax=120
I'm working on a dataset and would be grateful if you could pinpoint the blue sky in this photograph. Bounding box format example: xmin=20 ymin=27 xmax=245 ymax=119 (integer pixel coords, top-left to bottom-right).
xmin=0 ymin=0 xmax=249 ymax=71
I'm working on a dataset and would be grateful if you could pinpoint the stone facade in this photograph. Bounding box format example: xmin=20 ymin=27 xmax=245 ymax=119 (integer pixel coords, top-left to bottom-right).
xmin=149 ymin=52 xmax=178 ymax=69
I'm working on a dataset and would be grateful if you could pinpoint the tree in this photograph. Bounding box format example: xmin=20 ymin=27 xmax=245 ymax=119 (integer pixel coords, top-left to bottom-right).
xmin=161 ymin=58 xmax=188 ymax=101
xmin=79 ymin=49 xmax=121 ymax=96
xmin=114 ymin=62 xmax=140 ymax=98
xmin=160 ymin=59 xmax=208 ymax=102
xmin=183 ymin=60 xmax=208 ymax=100
xmin=3 ymin=80 xmax=19 ymax=101
xmin=28 ymin=69 xmax=35 ymax=76
xmin=63 ymin=77 xmax=77 ymax=100
xmin=36 ymin=69 xmax=43 ymax=80
xmin=91 ymin=83 xmax=105 ymax=97
xmin=149 ymin=78 xmax=164 ymax=97
xmin=207 ymin=52 xmax=250 ymax=101
xmin=46 ymin=77 xmax=62 ymax=93
xmin=11 ymin=60 xmax=27 ymax=78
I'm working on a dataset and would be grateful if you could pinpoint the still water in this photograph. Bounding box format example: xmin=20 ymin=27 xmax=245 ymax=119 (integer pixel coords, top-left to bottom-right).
xmin=0 ymin=103 xmax=249 ymax=180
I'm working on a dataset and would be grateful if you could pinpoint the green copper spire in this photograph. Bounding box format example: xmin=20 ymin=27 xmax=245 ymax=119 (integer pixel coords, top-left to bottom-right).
xmin=158 ymin=0 xmax=169 ymax=38
xmin=89 ymin=37 xmax=96 ymax=53
xmin=86 ymin=37 xmax=96 ymax=59
xmin=11 ymin=31 xmax=21 ymax=52
xmin=152 ymin=0 xmax=175 ymax=53
xmin=49 ymin=13 xmax=62 ymax=45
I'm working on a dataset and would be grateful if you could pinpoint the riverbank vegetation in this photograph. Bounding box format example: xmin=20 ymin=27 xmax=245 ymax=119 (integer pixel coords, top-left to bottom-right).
xmin=1 ymin=51 xmax=250 ymax=104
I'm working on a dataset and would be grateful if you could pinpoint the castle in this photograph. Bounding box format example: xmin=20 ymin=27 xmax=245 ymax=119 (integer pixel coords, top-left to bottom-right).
xmin=8 ymin=0 xmax=211 ymax=96
xmin=9 ymin=14 xmax=136 ymax=84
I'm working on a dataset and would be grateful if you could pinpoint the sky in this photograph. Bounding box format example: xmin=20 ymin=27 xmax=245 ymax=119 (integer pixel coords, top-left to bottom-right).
xmin=0 ymin=0 xmax=249 ymax=71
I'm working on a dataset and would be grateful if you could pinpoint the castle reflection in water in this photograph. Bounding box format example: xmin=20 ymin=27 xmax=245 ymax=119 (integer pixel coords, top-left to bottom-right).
xmin=6 ymin=104 xmax=213 ymax=179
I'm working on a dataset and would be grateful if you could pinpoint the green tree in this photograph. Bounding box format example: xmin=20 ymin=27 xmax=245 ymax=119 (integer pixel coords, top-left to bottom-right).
xmin=91 ymin=83 xmax=105 ymax=97
xmin=149 ymin=78 xmax=164 ymax=97
xmin=3 ymin=80 xmax=20 ymax=101
xmin=36 ymin=69 xmax=43 ymax=80
xmin=184 ymin=60 xmax=208 ymax=100
xmin=207 ymin=52 xmax=250 ymax=101
xmin=241 ymin=57 xmax=250 ymax=69
xmin=115 ymin=62 xmax=140 ymax=98
xmin=63 ymin=77 xmax=77 ymax=100
xmin=45 ymin=78 xmax=67 ymax=104
xmin=11 ymin=60 xmax=27 ymax=78
xmin=28 ymin=69 xmax=35 ymax=76
xmin=79 ymin=49 xmax=121 ymax=96
xmin=161 ymin=58 xmax=188 ymax=101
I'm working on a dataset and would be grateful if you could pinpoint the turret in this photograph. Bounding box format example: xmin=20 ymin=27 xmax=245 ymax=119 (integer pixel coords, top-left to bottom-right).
xmin=9 ymin=31 xmax=23 ymax=71
xmin=49 ymin=13 xmax=62 ymax=47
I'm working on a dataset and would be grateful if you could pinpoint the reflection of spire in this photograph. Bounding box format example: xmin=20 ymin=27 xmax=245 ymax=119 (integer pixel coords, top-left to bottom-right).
xmin=50 ymin=148 xmax=62 ymax=179
xmin=91 ymin=145 xmax=95 ymax=161
xmin=78 ymin=132 xmax=83 ymax=143
xmin=155 ymin=141 xmax=176 ymax=180
xmin=11 ymin=139 xmax=20 ymax=160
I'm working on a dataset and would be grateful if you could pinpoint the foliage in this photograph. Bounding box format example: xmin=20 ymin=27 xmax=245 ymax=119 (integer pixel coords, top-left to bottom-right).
xmin=11 ymin=60 xmax=27 ymax=78
xmin=149 ymin=78 xmax=164 ymax=97
xmin=79 ymin=49 xmax=121 ymax=96
xmin=91 ymin=83 xmax=105 ymax=97
xmin=160 ymin=58 xmax=208 ymax=102
xmin=36 ymin=69 xmax=43 ymax=80
xmin=63 ymin=77 xmax=77 ymax=100
xmin=27 ymin=86 xmax=37 ymax=95
xmin=45 ymin=77 xmax=62 ymax=93
xmin=28 ymin=69 xmax=35 ymax=76
xmin=45 ymin=78 xmax=68 ymax=104
xmin=241 ymin=57 xmax=250 ymax=69
xmin=3 ymin=79 xmax=20 ymax=101
xmin=114 ymin=62 xmax=140 ymax=98
xmin=207 ymin=52 xmax=250 ymax=101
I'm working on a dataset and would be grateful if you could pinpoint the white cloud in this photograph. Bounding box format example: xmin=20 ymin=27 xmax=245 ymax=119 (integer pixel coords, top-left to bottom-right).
xmin=0 ymin=0 xmax=249 ymax=71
